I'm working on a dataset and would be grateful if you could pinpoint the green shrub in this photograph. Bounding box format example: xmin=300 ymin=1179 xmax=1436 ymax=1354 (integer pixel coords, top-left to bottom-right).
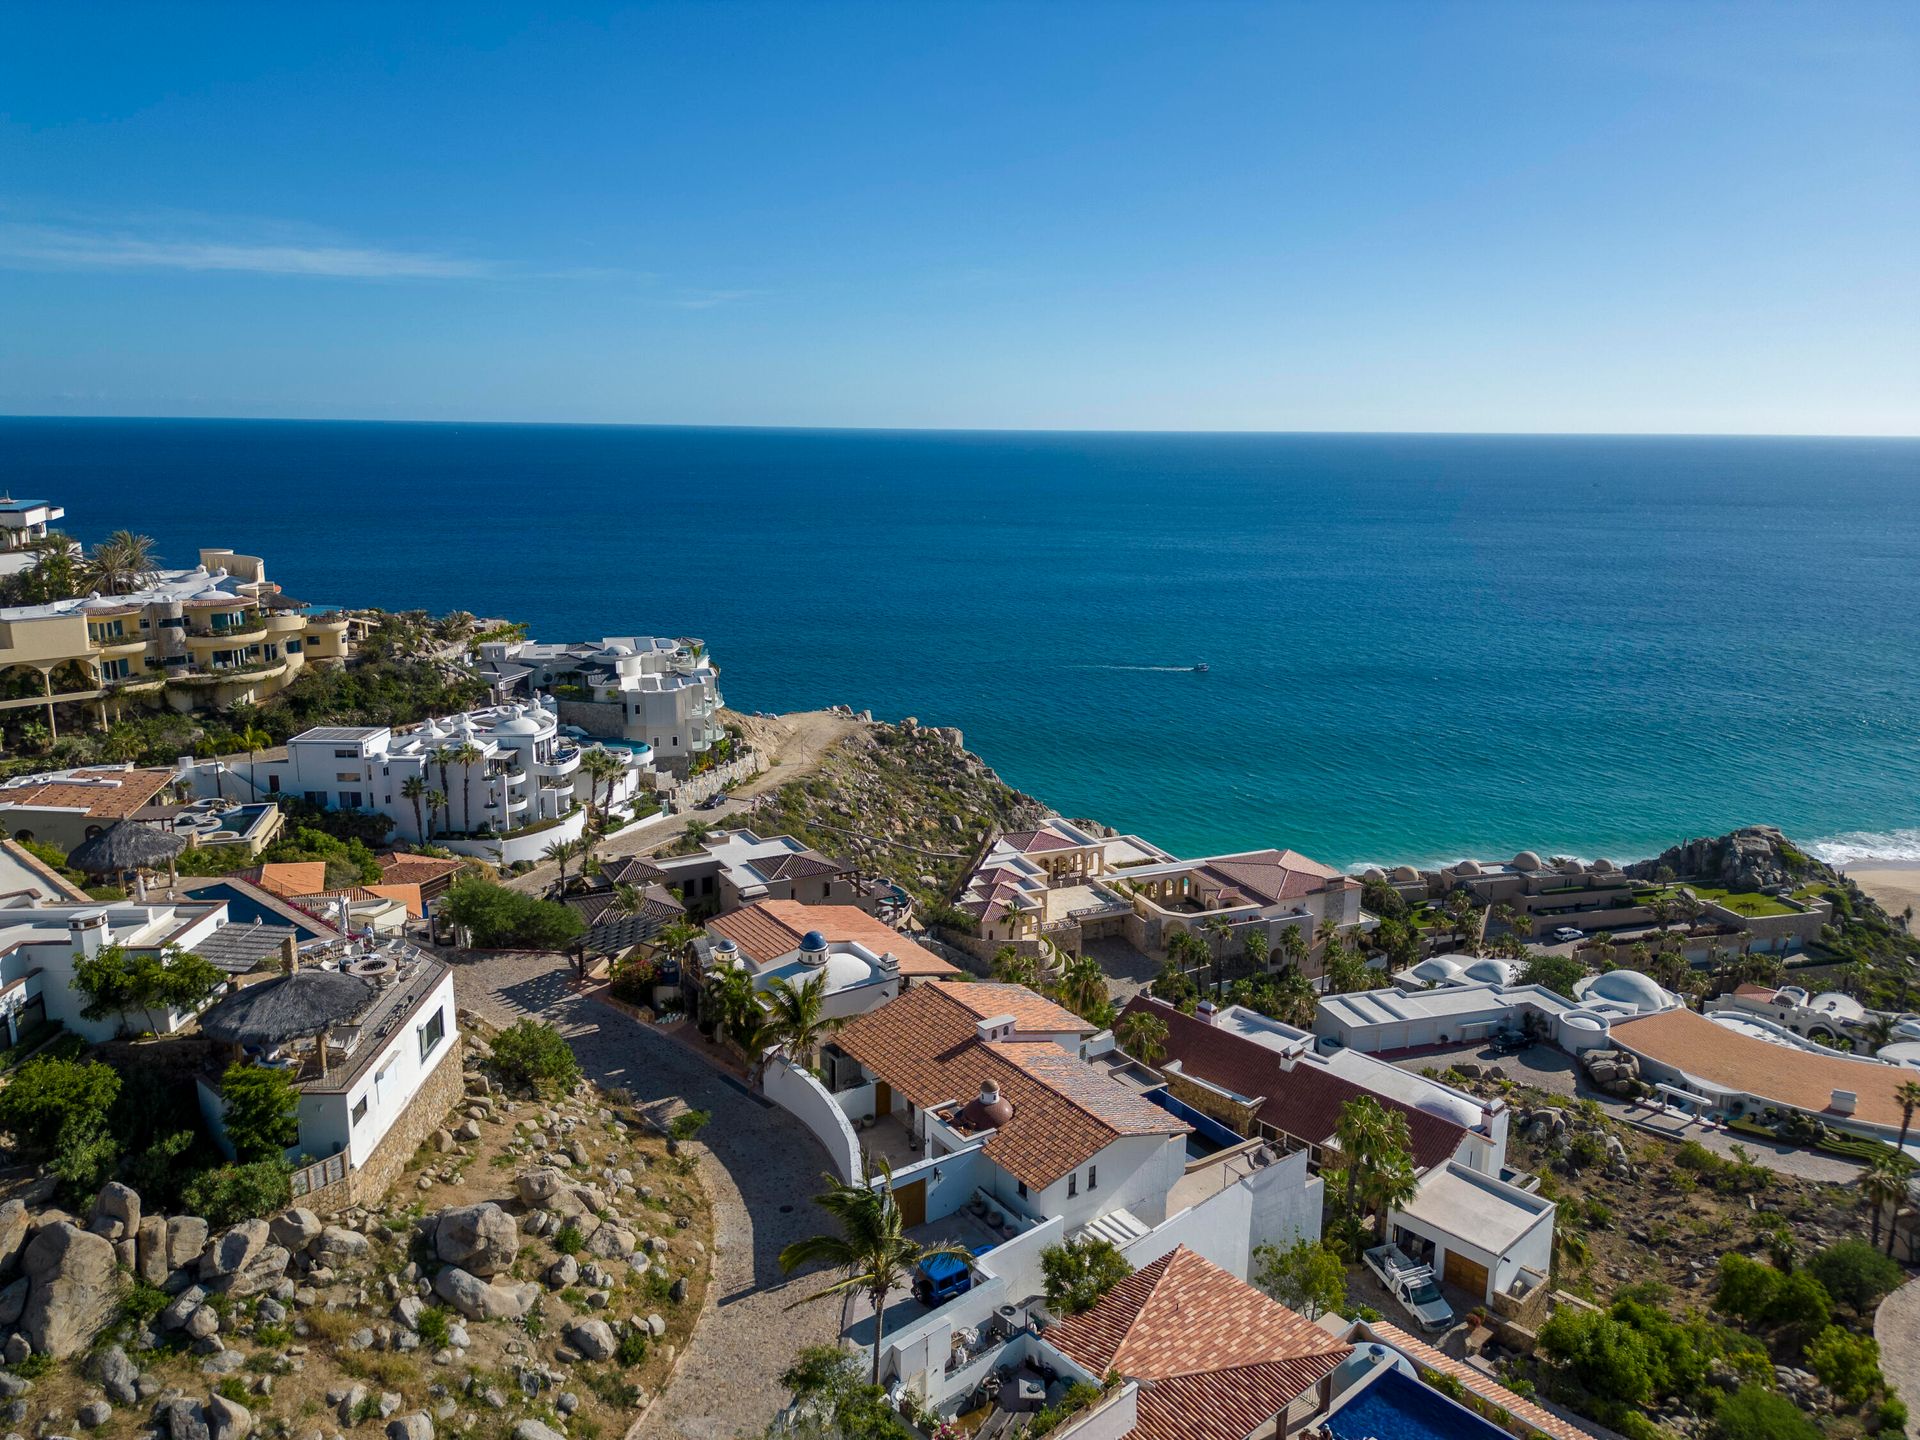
xmin=1804 ymin=1325 xmax=1883 ymax=1406
xmin=181 ymin=1160 xmax=293 ymax=1228
xmin=667 ymin=1109 xmax=711 ymax=1143
xmin=444 ymin=876 xmax=585 ymax=950
xmin=416 ymin=1306 xmax=451 ymax=1349
xmin=0 ymin=1053 xmax=118 ymax=1151
xmin=615 ymin=1327 xmax=648 ymax=1366
xmin=1040 ymin=1238 xmax=1132 ymax=1316
xmin=554 ymin=1223 xmax=585 ymax=1256
xmin=1711 ymin=1384 xmax=1820 ymax=1440
xmin=119 ymin=1280 xmax=171 ymax=1327
xmin=1807 ymin=1240 xmax=1903 ymax=1314
xmin=220 ymin=1063 xmax=300 ymax=1161
xmin=489 ymin=1019 xmax=582 ymax=1098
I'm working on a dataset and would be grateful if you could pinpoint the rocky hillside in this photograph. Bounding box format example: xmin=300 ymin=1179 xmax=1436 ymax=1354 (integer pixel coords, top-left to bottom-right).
xmin=1624 ymin=825 xmax=1832 ymax=893
xmin=0 ymin=1034 xmax=710 ymax=1440
xmin=736 ymin=714 xmax=1047 ymax=904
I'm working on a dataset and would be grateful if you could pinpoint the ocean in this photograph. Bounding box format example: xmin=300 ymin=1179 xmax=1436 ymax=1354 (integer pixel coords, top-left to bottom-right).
xmin=3 ymin=417 xmax=1917 ymax=869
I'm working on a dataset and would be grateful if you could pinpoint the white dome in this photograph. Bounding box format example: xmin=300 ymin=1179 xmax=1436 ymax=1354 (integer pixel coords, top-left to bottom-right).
xmin=1578 ymin=969 xmax=1672 ymax=1014
xmin=820 ymin=951 xmax=875 ymax=991
xmin=1454 ymin=860 xmax=1482 ymax=877
xmin=495 ymin=714 xmax=543 ymax=735
xmin=1511 ymin=851 xmax=1543 ymax=871
xmin=1361 ymin=868 xmax=1385 ymax=881
xmin=1591 ymin=858 xmax=1617 ymax=874
xmin=1410 ymin=958 xmax=1467 ymax=984
xmin=1462 ymin=958 xmax=1513 ymax=985
xmin=1809 ymin=992 xmax=1866 ymax=1020
xmin=1877 ymin=1040 xmax=1920 ymax=1068
xmin=1390 ymin=866 xmax=1420 ymax=882
xmin=1413 ymin=1091 xmax=1484 ymax=1128
xmin=1558 ymin=858 xmax=1583 ymax=874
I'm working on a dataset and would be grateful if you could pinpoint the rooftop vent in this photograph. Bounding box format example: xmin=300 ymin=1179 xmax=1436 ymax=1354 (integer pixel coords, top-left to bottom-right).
xmin=1195 ymin=1000 xmax=1218 ymax=1025
xmin=1830 ymin=1089 xmax=1857 ymax=1116
xmin=975 ymin=1013 xmax=1017 ymax=1044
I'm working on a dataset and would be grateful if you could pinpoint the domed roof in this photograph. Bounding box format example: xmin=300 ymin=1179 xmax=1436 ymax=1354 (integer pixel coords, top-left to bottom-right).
xmin=800 ymin=930 xmax=828 ymax=952
xmin=1808 ymin=992 xmax=1866 ymax=1020
xmin=1462 ymin=958 xmax=1513 ymax=985
xmin=1591 ymin=858 xmax=1616 ymax=874
xmin=956 ymin=1080 xmax=1015 ymax=1131
xmin=1511 ymin=851 xmax=1543 ymax=871
xmin=1579 ymin=969 xmax=1671 ymax=1013
xmin=1454 ymin=860 xmax=1482 ymax=877
xmin=601 ymin=643 xmax=634 ymax=656
xmin=1558 ymin=858 xmax=1583 ymax=874
xmin=1410 ymin=958 xmax=1466 ymax=984
xmin=1413 ymin=1091 xmax=1484 ymax=1128
xmin=819 ymin=951 xmax=874 ymax=990
xmin=1877 ymin=1040 xmax=1920 ymax=1068
xmin=1361 ymin=868 xmax=1385 ymax=881
xmin=495 ymin=712 xmax=543 ymax=735
xmin=1390 ymin=866 xmax=1420 ymax=882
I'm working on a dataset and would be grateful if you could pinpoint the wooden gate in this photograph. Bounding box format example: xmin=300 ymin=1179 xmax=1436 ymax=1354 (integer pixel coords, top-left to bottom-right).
xmin=875 ymin=1080 xmax=893 ymax=1117
xmin=892 ymin=1177 xmax=927 ymax=1228
xmin=1444 ymin=1250 xmax=1489 ymax=1299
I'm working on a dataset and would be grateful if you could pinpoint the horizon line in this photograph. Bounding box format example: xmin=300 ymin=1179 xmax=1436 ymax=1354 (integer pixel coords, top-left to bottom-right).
xmin=3 ymin=412 xmax=1916 ymax=442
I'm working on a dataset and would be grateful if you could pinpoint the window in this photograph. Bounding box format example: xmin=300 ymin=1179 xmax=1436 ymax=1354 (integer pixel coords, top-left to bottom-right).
xmin=1016 ymin=1180 xmax=1027 ymax=1198
xmin=333 ymin=747 xmax=359 ymax=759
xmin=337 ymin=791 xmax=362 ymax=809
xmin=335 ymin=772 xmax=361 ymax=783
xmin=1087 ymin=1165 xmax=1097 ymax=1191
xmin=286 ymin=639 xmax=302 ymax=653
xmin=419 ymin=1007 xmax=446 ymax=1061
xmin=351 ymin=1097 xmax=368 ymax=1125
xmin=1067 ymin=1173 xmax=1078 ymax=1198
xmin=267 ymin=776 xmax=281 ymax=794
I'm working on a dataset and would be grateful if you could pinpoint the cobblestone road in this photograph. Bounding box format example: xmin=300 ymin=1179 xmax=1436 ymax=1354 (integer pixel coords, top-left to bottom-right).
xmin=450 ymin=949 xmax=843 ymax=1440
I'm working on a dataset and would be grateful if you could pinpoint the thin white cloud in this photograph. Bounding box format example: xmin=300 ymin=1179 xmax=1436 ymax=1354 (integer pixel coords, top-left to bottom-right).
xmin=0 ymin=222 xmax=491 ymax=279
xmin=665 ymin=288 xmax=759 ymax=310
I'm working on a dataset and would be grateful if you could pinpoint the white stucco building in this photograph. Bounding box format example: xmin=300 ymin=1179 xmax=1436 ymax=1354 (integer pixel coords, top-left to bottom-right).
xmin=475 ymin=635 xmax=724 ymax=767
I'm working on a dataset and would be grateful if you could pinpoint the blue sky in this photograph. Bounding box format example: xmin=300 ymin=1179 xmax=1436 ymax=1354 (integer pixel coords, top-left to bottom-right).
xmin=2 ymin=3 xmax=1915 ymax=433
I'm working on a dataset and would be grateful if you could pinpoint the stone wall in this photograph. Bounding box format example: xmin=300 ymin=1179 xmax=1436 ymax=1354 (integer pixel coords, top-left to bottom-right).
xmin=1161 ymin=1071 xmax=1261 ymax=1136
xmin=341 ymin=1034 xmax=466 ymax=1210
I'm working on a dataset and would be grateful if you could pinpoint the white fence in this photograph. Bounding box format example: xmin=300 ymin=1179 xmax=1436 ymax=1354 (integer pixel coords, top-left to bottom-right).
xmin=762 ymin=1056 xmax=862 ymax=1182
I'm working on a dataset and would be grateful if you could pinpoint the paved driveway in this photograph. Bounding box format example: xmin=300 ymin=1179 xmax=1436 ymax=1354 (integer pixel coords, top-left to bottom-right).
xmin=1878 ymin=1276 xmax=1920 ymax=1439
xmin=451 ymin=949 xmax=843 ymax=1440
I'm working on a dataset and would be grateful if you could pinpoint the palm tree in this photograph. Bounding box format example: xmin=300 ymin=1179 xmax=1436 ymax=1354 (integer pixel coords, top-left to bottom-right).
xmin=1445 ymin=892 xmax=1481 ymax=953
xmin=1649 ymin=895 xmax=1675 ymax=933
xmin=1274 ymin=924 xmax=1308 ymax=974
xmin=402 ymin=775 xmax=430 ymax=842
xmin=990 ymin=945 xmax=1040 ymax=988
xmin=449 ymin=742 xmax=483 ymax=834
xmin=1860 ymin=1152 xmax=1914 ymax=1254
xmin=1361 ymin=1143 xmax=1420 ymax=1242
xmin=1272 ymin=965 xmax=1318 ymax=1028
xmin=779 ymin=1164 xmax=970 ymax=1385
xmin=1588 ymin=931 xmax=1617 ymax=972
xmin=1244 ymin=929 xmax=1270 ymax=973
xmin=1113 ymin=1009 xmax=1168 ymax=1065
xmin=425 ymin=789 xmax=449 ymax=842
xmin=238 ymin=724 xmax=272 ymax=799
xmin=682 ymin=818 xmax=713 ymax=849
xmin=1202 ymin=914 xmax=1234 ymax=993
xmin=1333 ymin=1095 xmax=1397 ymax=1228
xmin=580 ymin=748 xmax=623 ymax=824
xmin=543 ymin=837 xmax=585 ymax=889
xmin=430 ymin=746 xmax=455 ymax=824
xmin=1058 ymin=953 xmax=1110 ymax=1018
xmin=82 ymin=530 xmax=160 ymax=594
xmin=1894 ymin=1079 xmax=1920 ymax=1158
xmin=764 ymin=972 xmax=839 ymax=1070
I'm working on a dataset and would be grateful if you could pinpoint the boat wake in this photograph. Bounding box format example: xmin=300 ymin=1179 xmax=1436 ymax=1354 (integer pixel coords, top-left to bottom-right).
xmin=1808 ymin=828 xmax=1920 ymax=866
xmin=1071 ymin=664 xmax=1207 ymax=673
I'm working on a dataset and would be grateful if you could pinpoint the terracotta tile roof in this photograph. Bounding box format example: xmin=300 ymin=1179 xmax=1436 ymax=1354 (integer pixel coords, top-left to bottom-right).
xmin=599 ymin=856 xmax=669 ymax=886
xmin=377 ymin=853 xmax=467 ymax=887
xmin=240 ymin=861 xmax=331 ymax=900
xmin=1118 ymin=996 xmax=1468 ymax=1171
xmin=1731 ymin=983 xmax=1782 ymax=1000
xmin=1001 ymin=828 xmax=1081 ymax=853
xmin=364 ymin=882 xmax=425 ymax=917
xmin=0 ymin=767 xmax=176 ymax=821
xmin=746 ymin=851 xmax=843 ymax=883
xmin=707 ymin=900 xmax=957 ymax=977
xmin=1196 ymin=849 xmax=1340 ymax=907
xmin=1049 ymin=1247 xmax=1350 ymax=1440
xmin=834 ymin=984 xmax=1184 ymax=1187
xmin=936 ymin=978 xmax=1094 ymax=1033
xmin=1613 ymin=1006 xmax=1916 ymax=1130
xmin=1364 ymin=1320 xmax=1596 ymax=1440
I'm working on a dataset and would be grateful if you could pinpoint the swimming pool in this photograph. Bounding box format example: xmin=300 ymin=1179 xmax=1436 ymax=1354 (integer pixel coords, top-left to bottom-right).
xmin=1325 ymin=1369 xmax=1510 ymax=1440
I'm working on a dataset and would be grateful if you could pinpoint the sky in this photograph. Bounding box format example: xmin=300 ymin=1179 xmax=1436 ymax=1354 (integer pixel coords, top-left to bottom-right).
xmin=1 ymin=2 xmax=1915 ymax=434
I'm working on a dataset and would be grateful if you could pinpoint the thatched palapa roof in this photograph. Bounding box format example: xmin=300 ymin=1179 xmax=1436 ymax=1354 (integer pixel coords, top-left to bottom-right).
xmin=198 ymin=968 xmax=372 ymax=1046
xmin=66 ymin=820 xmax=187 ymax=875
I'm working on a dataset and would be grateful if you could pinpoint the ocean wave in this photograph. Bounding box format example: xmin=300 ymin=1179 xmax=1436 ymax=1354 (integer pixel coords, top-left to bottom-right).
xmin=1808 ymin=829 xmax=1920 ymax=866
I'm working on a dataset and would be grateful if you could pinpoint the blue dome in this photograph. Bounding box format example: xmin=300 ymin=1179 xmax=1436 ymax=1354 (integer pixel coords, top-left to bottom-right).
xmin=800 ymin=930 xmax=828 ymax=952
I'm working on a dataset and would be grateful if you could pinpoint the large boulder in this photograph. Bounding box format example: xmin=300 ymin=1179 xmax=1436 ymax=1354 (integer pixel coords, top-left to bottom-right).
xmin=431 ymin=1267 xmax=538 ymax=1321
xmin=512 ymin=1423 xmax=567 ymax=1440
xmin=432 ymin=1204 xmax=518 ymax=1278
xmin=388 ymin=1416 xmax=434 ymax=1440
xmin=268 ymin=1209 xmax=322 ymax=1252
xmin=135 ymin=1216 xmax=171 ymax=1286
xmin=168 ymin=1216 xmax=210 ymax=1271
xmin=200 ymin=1219 xmax=270 ymax=1279
xmin=90 ymin=1182 xmax=142 ymax=1240
xmin=90 ymin=1344 xmax=140 ymax=1405
xmin=311 ymin=1226 xmax=371 ymax=1267
xmin=0 ymin=1276 xmax=27 ymax=1326
xmin=0 ymin=1200 xmax=28 ymax=1278
xmin=206 ymin=1392 xmax=252 ymax=1440
xmin=567 ymin=1320 xmax=617 ymax=1361
xmin=218 ymin=1245 xmax=291 ymax=1298
xmin=162 ymin=1398 xmax=212 ymax=1440
xmin=21 ymin=1222 xmax=119 ymax=1358
xmin=513 ymin=1169 xmax=569 ymax=1206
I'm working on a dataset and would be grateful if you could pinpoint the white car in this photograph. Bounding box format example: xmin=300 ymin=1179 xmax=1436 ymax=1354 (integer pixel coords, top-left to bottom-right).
xmin=1363 ymin=1245 xmax=1454 ymax=1334
xmin=1551 ymin=926 xmax=1585 ymax=943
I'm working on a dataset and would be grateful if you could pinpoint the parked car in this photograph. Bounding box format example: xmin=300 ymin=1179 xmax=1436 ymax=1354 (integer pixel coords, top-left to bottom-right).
xmin=1551 ymin=926 xmax=1585 ymax=943
xmin=1363 ymin=1244 xmax=1454 ymax=1334
xmin=697 ymin=791 xmax=727 ymax=810
xmin=911 ymin=1245 xmax=997 ymax=1307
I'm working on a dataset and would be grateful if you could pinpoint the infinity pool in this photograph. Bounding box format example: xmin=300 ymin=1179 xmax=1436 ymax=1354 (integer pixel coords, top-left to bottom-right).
xmin=1325 ymin=1370 xmax=1509 ymax=1440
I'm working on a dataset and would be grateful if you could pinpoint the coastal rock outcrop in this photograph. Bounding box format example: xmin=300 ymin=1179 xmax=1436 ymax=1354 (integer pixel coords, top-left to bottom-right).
xmin=1625 ymin=826 xmax=1827 ymax=892
xmin=20 ymin=1221 xmax=119 ymax=1358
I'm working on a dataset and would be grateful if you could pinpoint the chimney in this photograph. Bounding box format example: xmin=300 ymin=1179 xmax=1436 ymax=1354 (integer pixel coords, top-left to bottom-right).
xmin=980 ymin=1080 xmax=1000 ymax=1107
xmin=975 ymin=1013 xmax=1017 ymax=1044
xmin=1195 ymin=1000 xmax=1218 ymax=1025
xmin=68 ymin=910 xmax=109 ymax=958
xmin=282 ymin=934 xmax=299 ymax=974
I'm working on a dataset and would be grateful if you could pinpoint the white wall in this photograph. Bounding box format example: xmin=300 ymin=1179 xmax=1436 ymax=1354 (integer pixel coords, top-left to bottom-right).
xmin=1025 ymin=1134 xmax=1186 ymax=1230
xmin=765 ymin=1056 xmax=862 ymax=1183
xmin=298 ymin=972 xmax=457 ymax=1165
xmin=1245 ymin=1146 xmax=1323 ymax=1251
xmin=1126 ymin=1175 xmax=1254 ymax=1278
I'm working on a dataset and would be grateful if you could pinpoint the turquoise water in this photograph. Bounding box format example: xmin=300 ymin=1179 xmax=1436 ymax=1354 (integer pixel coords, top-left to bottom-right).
xmin=4 ymin=418 xmax=1917 ymax=868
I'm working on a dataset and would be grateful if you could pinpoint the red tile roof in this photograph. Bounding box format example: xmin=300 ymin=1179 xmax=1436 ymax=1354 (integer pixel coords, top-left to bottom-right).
xmin=1195 ymin=849 xmax=1341 ymax=907
xmin=1118 ymin=996 xmax=1469 ymax=1172
xmin=707 ymin=900 xmax=957 ymax=977
xmin=1001 ymin=828 xmax=1082 ymax=853
xmin=835 ymin=984 xmax=1183 ymax=1187
xmin=1048 ymin=1247 xmax=1350 ymax=1440
xmin=0 ymin=767 xmax=176 ymax=821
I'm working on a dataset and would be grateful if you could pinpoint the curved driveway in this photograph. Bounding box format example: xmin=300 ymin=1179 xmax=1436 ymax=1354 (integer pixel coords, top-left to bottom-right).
xmin=451 ymin=950 xmax=842 ymax=1440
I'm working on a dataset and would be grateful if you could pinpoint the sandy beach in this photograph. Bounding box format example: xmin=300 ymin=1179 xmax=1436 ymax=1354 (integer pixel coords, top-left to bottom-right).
xmin=1840 ymin=860 xmax=1920 ymax=922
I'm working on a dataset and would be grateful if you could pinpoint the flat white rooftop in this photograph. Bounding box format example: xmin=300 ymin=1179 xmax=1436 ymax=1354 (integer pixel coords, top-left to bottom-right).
xmin=1399 ymin=1163 xmax=1551 ymax=1253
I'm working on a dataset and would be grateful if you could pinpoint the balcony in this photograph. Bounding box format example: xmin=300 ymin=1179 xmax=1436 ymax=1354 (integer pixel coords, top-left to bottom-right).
xmin=90 ymin=634 xmax=148 ymax=658
xmin=305 ymin=613 xmax=350 ymax=632
xmin=533 ymin=747 xmax=581 ymax=778
xmin=188 ymin=626 xmax=268 ymax=650
xmin=265 ymin=612 xmax=307 ymax=633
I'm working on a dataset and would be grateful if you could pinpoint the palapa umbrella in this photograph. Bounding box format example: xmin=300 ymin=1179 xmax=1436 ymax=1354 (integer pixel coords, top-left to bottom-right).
xmin=198 ymin=968 xmax=372 ymax=1078
xmin=66 ymin=820 xmax=188 ymax=889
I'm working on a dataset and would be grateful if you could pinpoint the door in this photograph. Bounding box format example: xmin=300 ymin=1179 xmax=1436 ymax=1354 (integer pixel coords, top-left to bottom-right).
xmin=893 ymin=1178 xmax=927 ymax=1228
xmin=1444 ymin=1250 xmax=1489 ymax=1299
xmin=875 ymin=1081 xmax=892 ymax=1117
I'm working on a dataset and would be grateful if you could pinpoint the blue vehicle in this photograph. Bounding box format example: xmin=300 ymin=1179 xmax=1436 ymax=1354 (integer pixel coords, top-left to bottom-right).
xmin=912 ymin=1246 xmax=995 ymax=1306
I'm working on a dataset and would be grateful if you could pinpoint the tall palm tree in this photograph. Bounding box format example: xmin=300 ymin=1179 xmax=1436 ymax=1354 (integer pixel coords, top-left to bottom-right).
xmin=402 ymin=775 xmax=430 ymax=842
xmin=1113 ymin=1009 xmax=1168 ymax=1065
xmin=1860 ymin=1152 xmax=1914 ymax=1255
xmin=238 ymin=724 xmax=272 ymax=799
xmin=450 ymin=742 xmax=483 ymax=834
xmin=1244 ymin=929 xmax=1270 ymax=973
xmin=1333 ymin=1096 xmax=1401 ymax=1228
xmin=764 ymin=972 xmax=839 ymax=1070
xmin=430 ymin=746 xmax=455 ymax=823
xmin=82 ymin=530 xmax=160 ymax=595
xmin=1361 ymin=1142 xmax=1420 ymax=1242
xmin=1058 ymin=953 xmax=1110 ymax=1019
xmin=580 ymin=748 xmax=623 ymax=824
xmin=1272 ymin=965 xmax=1318 ymax=1028
xmin=543 ymin=837 xmax=585 ymax=889
xmin=779 ymin=1164 xmax=970 ymax=1385
xmin=1894 ymin=1079 xmax=1920 ymax=1158
xmin=426 ymin=789 xmax=448 ymax=842
xmin=1202 ymin=914 xmax=1234 ymax=993
xmin=1274 ymin=924 xmax=1308 ymax=974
